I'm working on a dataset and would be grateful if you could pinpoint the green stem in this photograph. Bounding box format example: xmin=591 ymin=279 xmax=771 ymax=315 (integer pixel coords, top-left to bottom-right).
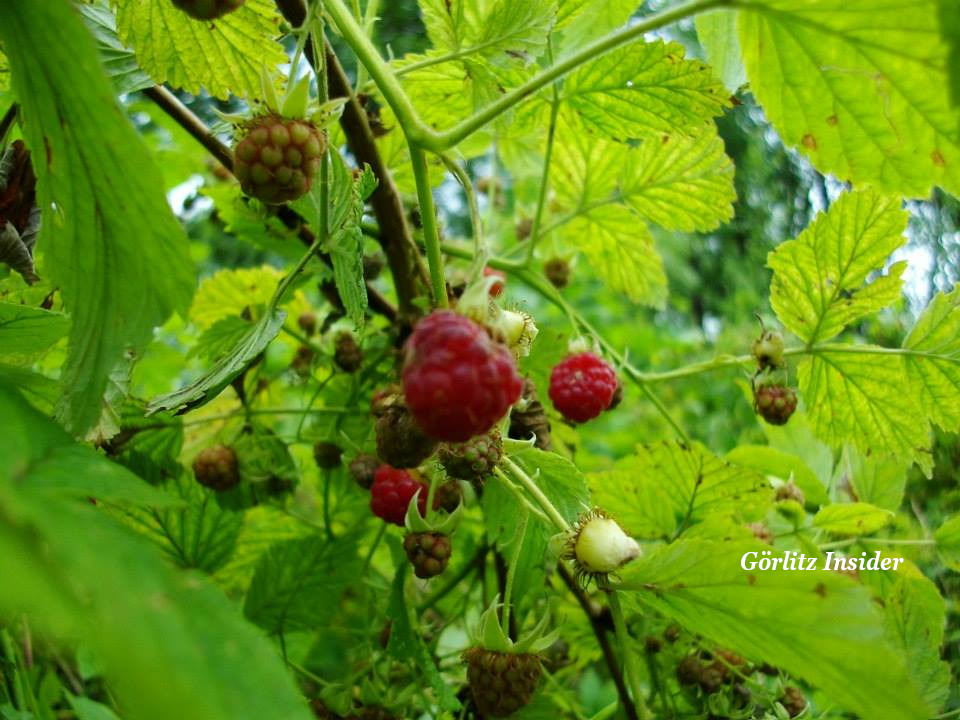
xmin=607 ymin=591 xmax=651 ymax=720
xmin=503 ymin=457 xmax=570 ymax=532
xmin=525 ymin=38 xmax=559 ymax=267
xmin=409 ymin=144 xmax=448 ymax=307
xmin=416 ymin=545 xmax=487 ymax=612
xmin=492 ymin=467 xmax=554 ymax=526
xmin=362 ymin=523 xmax=387 ymax=574
xmin=180 ymin=406 xmax=361 ymax=427
xmin=500 ymin=510 xmax=527 ymax=631
xmin=440 ymin=153 xmax=486 ymax=280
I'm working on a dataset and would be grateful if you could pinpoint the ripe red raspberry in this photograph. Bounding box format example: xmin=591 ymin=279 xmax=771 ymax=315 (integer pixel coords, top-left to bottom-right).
xmin=548 ymin=352 xmax=618 ymax=423
xmin=233 ymin=114 xmax=325 ymax=204
xmin=192 ymin=444 xmax=239 ymax=491
xmin=483 ymin=267 xmax=506 ymax=297
xmin=370 ymin=466 xmax=428 ymax=526
xmin=402 ymin=311 xmax=523 ymax=442
xmin=171 ymin=0 xmax=244 ymax=20
xmin=754 ymin=382 xmax=797 ymax=425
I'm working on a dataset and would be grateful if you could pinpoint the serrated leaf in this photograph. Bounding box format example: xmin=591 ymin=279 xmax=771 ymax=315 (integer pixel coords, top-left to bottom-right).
xmin=507 ymin=446 xmax=589 ymax=523
xmin=839 ymin=445 xmax=906 ymax=511
xmin=0 ymin=363 xmax=59 ymax=413
xmin=0 ymin=0 xmax=195 ymax=435
xmin=903 ymin=286 xmax=960 ymax=431
xmin=78 ymin=4 xmax=154 ymax=94
xmin=618 ymin=539 xmax=929 ymax=720
xmin=725 ymin=444 xmax=829 ymax=508
xmin=562 ymin=40 xmax=729 ymax=140
xmin=189 ymin=266 xmax=284 ymax=330
xmin=768 ymin=190 xmax=908 ymax=344
xmin=147 ymin=309 xmax=285 ymax=415
xmin=812 ymin=502 xmax=894 ymax=536
xmin=120 ymin=473 xmax=243 ymax=573
xmin=385 ymin=567 xmax=461 ymax=712
xmin=934 ymin=514 xmax=960 ymax=571
xmin=0 ymin=301 xmax=68 ymax=364
xmin=942 ymin=0 xmax=960 ymax=110
xmin=188 ymin=315 xmax=253 ymax=362
xmin=798 ymin=351 xmax=929 ymax=468
xmin=113 ymin=0 xmax=287 ymax=100
xmin=738 ymin=0 xmax=960 ymax=198
xmin=588 ymin=468 xmax=676 ymax=540
xmin=600 ymin=441 xmax=770 ymax=540
xmin=695 ymin=9 xmax=747 ymax=93
xmin=553 ymin=0 xmax=637 ymax=55
xmin=619 ymin=130 xmax=734 ymax=232
xmin=0 ymin=383 xmax=313 ymax=720
xmin=883 ymin=575 xmax=950 ymax=711
xmin=244 ymin=534 xmax=360 ymax=635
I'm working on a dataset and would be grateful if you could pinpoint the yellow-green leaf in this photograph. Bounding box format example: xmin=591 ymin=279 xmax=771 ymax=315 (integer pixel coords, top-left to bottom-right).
xmin=812 ymin=502 xmax=894 ymax=536
xmin=113 ymin=0 xmax=287 ymax=100
xmin=934 ymin=514 xmax=960 ymax=571
xmin=696 ymin=9 xmax=746 ymax=93
xmin=768 ymin=190 xmax=907 ymax=344
xmin=738 ymin=0 xmax=960 ymax=197
xmin=902 ymin=286 xmax=960 ymax=431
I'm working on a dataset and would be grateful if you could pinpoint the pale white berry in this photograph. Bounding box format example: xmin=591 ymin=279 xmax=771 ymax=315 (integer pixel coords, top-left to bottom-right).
xmin=574 ymin=516 xmax=641 ymax=574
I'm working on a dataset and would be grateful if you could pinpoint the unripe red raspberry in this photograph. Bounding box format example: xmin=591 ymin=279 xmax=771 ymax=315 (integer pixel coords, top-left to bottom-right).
xmin=433 ymin=480 xmax=463 ymax=512
xmin=171 ymin=0 xmax=244 ymax=20
xmin=376 ymin=406 xmax=439 ymax=469
xmin=781 ymin=686 xmax=806 ymax=718
xmin=193 ymin=444 xmax=240 ymax=491
xmin=775 ymin=481 xmax=805 ymax=506
xmin=233 ymin=114 xmax=325 ymax=204
xmin=437 ymin=430 xmax=502 ymax=483
xmin=403 ymin=531 xmax=452 ymax=578
xmin=676 ymin=655 xmax=702 ymax=686
xmin=348 ymin=453 xmax=379 ymax=489
xmin=515 ymin=217 xmax=533 ymax=241
xmin=291 ymin=345 xmax=315 ymax=377
xmin=402 ymin=311 xmax=523 ymax=442
xmin=509 ymin=378 xmax=552 ymax=450
xmin=334 ymin=331 xmax=363 ymax=373
xmin=549 ymin=352 xmax=618 ymax=423
xmin=369 ymin=466 xmax=428 ymax=526
xmin=297 ymin=311 xmax=317 ymax=336
xmin=313 ymin=441 xmax=342 ymax=469
xmin=463 ymin=648 xmax=542 ymax=718
xmin=544 ymin=258 xmax=570 ymax=289
xmin=754 ymin=382 xmax=797 ymax=425
xmin=363 ymin=253 xmax=384 ymax=280
xmin=483 ymin=267 xmax=506 ymax=297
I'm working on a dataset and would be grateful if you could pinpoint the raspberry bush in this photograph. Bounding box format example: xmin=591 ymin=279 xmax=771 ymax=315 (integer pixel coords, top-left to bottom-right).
xmin=0 ymin=1 xmax=957 ymax=720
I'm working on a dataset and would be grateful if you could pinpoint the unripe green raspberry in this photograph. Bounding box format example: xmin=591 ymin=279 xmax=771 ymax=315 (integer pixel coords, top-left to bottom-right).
xmin=752 ymin=329 xmax=785 ymax=370
xmin=573 ymin=515 xmax=640 ymax=575
xmin=233 ymin=114 xmax=325 ymax=204
xmin=437 ymin=430 xmax=502 ymax=483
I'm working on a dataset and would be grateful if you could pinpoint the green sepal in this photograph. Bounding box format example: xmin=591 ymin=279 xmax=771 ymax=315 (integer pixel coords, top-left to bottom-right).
xmin=259 ymin=66 xmax=280 ymax=114
xmin=404 ymin=489 xmax=463 ymax=534
xmin=471 ymin=596 xmax=559 ymax=655
xmin=311 ymin=98 xmax=348 ymax=131
xmin=281 ymin=74 xmax=310 ymax=119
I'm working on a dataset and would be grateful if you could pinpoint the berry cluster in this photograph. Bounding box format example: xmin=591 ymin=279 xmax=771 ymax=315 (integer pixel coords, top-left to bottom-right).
xmin=234 ymin=114 xmax=325 ymax=204
xmin=750 ymin=320 xmax=797 ymax=425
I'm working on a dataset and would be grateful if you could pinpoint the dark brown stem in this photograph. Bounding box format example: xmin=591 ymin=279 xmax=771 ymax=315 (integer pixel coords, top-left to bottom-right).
xmin=557 ymin=563 xmax=639 ymax=720
xmin=142 ymin=85 xmax=397 ymax=322
xmin=273 ymin=0 xmax=422 ymax=321
xmin=0 ymin=103 xmax=19 ymax=145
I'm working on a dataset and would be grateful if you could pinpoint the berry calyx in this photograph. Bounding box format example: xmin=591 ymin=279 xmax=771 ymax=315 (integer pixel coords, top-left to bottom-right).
xmin=369 ymin=466 xmax=428 ymax=526
xmin=348 ymin=454 xmax=379 ymax=490
xmin=544 ymin=258 xmax=570 ymax=289
xmin=462 ymin=648 xmax=542 ymax=718
xmin=509 ymin=378 xmax=552 ymax=450
xmin=171 ymin=0 xmax=244 ymax=20
xmin=433 ymin=480 xmax=463 ymax=512
xmin=193 ymin=444 xmax=240 ymax=491
xmin=483 ymin=267 xmax=506 ymax=297
xmin=375 ymin=405 xmax=439 ymax=469
xmin=233 ymin=114 xmax=325 ymax=204
xmin=437 ymin=429 xmax=502 ymax=484
xmin=334 ymin=331 xmax=363 ymax=373
xmin=313 ymin=441 xmax=342 ymax=469
xmin=403 ymin=531 xmax=452 ymax=578
xmin=753 ymin=380 xmax=798 ymax=425
xmin=402 ymin=311 xmax=523 ymax=442
xmin=752 ymin=328 xmax=785 ymax=370
xmin=549 ymin=352 xmax=618 ymax=423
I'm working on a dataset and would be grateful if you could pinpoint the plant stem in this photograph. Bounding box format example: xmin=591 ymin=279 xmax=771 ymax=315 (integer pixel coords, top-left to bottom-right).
xmin=409 ymin=143 xmax=448 ymax=307
xmin=607 ymin=590 xmax=651 ymax=720
xmin=502 ymin=457 xmax=570 ymax=532
xmin=440 ymin=152 xmax=486 ymax=280
xmin=416 ymin=545 xmax=487 ymax=612
xmin=362 ymin=523 xmax=387 ymax=574
xmin=525 ymin=39 xmax=559 ymax=267
xmin=492 ymin=467 xmax=553 ymax=526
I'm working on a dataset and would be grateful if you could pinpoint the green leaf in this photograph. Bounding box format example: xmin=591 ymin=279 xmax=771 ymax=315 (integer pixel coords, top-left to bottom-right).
xmin=738 ymin=0 xmax=960 ymax=198
xmin=942 ymin=0 xmax=960 ymax=109
xmin=934 ymin=514 xmax=960 ymax=571
xmin=0 ymin=384 xmax=312 ymax=720
xmin=146 ymin=309 xmax=286 ymax=415
xmin=619 ymin=539 xmax=928 ymax=720
xmin=562 ymin=40 xmax=729 ymax=140
xmin=0 ymin=0 xmax=195 ymax=434
xmin=619 ymin=130 xmax=735 ymax=233
xmin=189 ymin=266 xmax=284 ymax=330
xmin=812 ymin=502 xmax=894 ymax=536
xmin=768 ymin=190 xmax=907 ymax=344
xmin=0 ymin=363 xmax=59 ymax=412
xmin=120 ymin=473 xmax=243 ymax=573
xmin=554 ymin=0 xmax=637 ymax=55
xmin=798 ymin=351 xmax=929 ymax=469
xmin=112 ymin=0 xmax=287 ymax=100
xmin=508 ymin=446 xmax=590 ymax=524
xmin=596 ymin=441 xmax=770 ymax=540
xmin=839 ymin=446 xmax=906 ymax=512
xmin=78 ymin=4 xmax=154 ymax=94
xmin=68 ymin=696 xmax=122 ymax=720
xmin=883 ymin=575 xmax=950 ymax=711
xmin=902 ymin=286 xmax=960 ymax=431
xmin=385 ymin=567 xmax=461 ymax=712
xmin=724 ymin=444 xmax=829 ymax=508
xmin=243 ymin=534 xmax=360 ymax=635
xmin=0 ymin=301 xmax=68 ymax=364
xmin=188 ymin=315 xmax=254 ymax=362
xmin=695 ymin=9 xmax=747 ymax=93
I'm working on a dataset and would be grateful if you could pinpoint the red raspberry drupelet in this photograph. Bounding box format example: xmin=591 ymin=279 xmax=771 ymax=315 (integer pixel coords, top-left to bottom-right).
xmin=549 ymin=352 xmax=618 ymax=423
xmin=370 ymin=466 xmax=428 ymax=526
